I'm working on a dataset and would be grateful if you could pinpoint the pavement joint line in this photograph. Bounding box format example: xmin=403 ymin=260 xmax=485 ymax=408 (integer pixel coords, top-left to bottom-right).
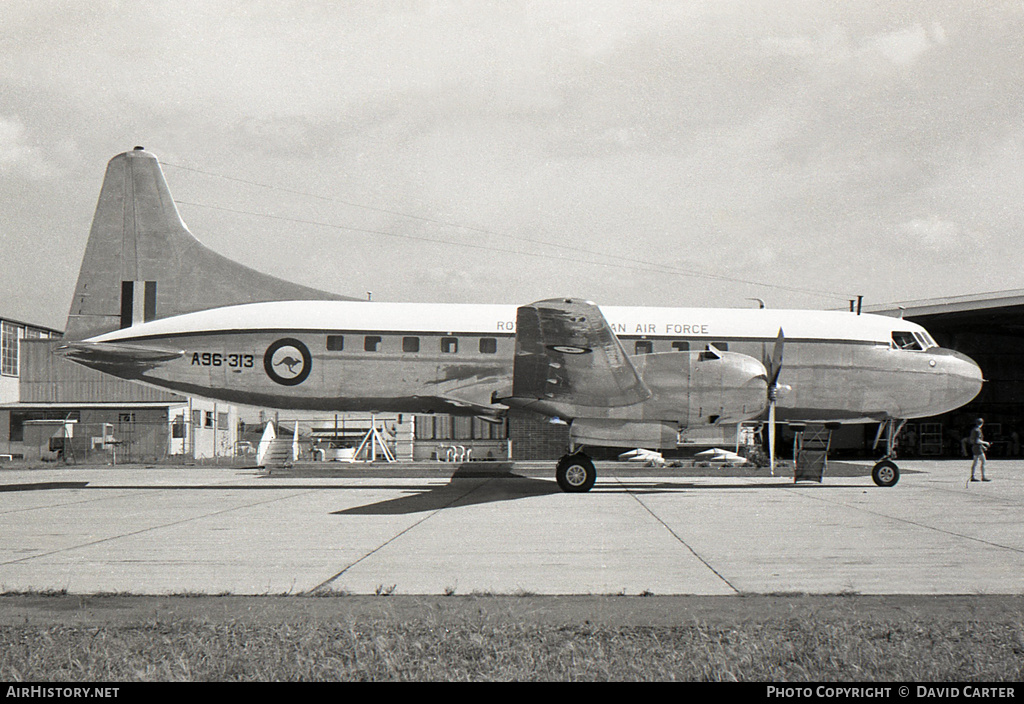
xmin=769 ymin=482 xmax=1024 ymax=556
xmin=0 ymin=487 xmax=322 ymax=567
xmin=306 ymin=477 xmax=496 ymax=594
xmin=611 ymin=474 xmax=740 ymax=594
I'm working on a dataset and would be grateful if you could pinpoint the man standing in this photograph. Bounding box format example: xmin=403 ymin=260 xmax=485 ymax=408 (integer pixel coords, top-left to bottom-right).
xmin=969 ymin=417 xmax=991 ymax=482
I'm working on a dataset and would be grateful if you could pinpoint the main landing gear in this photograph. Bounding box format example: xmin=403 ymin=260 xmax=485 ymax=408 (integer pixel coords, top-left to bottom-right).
xmin=555 ymin=451 xmax=596 ymax=493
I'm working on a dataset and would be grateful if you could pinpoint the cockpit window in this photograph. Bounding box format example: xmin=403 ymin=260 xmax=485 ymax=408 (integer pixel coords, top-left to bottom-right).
xmin=892 ymin=331 xmax=923 ymax=350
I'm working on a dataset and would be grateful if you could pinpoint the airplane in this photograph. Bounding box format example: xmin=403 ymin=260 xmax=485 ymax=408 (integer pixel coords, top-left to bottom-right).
xmin=58 ymin=148 xmax=984 ymax=492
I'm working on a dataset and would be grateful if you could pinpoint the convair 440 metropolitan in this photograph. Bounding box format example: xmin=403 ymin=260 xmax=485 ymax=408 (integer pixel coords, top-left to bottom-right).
xmin=59 ymin=148 xmax=983 ymax=491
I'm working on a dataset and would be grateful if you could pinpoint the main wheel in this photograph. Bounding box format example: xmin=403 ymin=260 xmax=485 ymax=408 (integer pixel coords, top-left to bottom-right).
xmin=556 ymin=453 xmax=596 ymax=493
xmin=872 ymin=460 xmax=900 ymax=487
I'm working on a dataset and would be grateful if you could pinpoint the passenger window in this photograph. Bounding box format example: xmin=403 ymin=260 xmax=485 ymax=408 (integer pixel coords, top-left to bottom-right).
xmin=403 ymin=336 xmax=420 ymax=353
xmin=326 ymin=335 xmax=344 ymax=351
xmin=364 ymin=335 xmax=382 ymax=352
xmin=441 ymin=337 xmax=458 ymax=354
xmin=709 ymin=342 xmax=729 ymax=351
xmin=479 ymin=337 xmax=497 ymax=354
xmin=634 ymin=340 xmax=653 ymax=355
xmin=671 ymin=341 xmax=689 ymax=352
xmin=892 ymin=331 xmax=922 ymax=350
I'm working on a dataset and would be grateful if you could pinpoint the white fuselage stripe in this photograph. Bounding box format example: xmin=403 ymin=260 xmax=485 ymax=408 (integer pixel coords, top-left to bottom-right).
xmin=91 ymin=301 xmax=924 ymax=347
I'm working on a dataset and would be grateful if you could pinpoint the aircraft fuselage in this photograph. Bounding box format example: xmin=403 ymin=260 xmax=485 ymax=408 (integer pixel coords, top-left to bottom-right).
xmin=65 ymin=300 xmax=983 ymax=426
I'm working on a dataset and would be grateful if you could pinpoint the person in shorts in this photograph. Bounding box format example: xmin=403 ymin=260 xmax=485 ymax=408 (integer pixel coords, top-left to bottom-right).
xmin=969 ymin=417 xmax=991 ymax=482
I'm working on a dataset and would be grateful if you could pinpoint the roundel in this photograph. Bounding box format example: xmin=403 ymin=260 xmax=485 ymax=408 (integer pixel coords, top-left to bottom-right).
xmin=264 ymin=338 xmax=312 ymax=386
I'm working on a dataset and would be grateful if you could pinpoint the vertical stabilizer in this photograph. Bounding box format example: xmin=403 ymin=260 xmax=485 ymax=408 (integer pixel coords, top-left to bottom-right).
xmin=64 ymin=147 xmax=352 ymax=340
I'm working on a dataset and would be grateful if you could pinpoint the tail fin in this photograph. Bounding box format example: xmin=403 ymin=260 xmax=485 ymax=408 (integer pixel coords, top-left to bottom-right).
xmin=63 ymin=147 xmax=352 ymax=340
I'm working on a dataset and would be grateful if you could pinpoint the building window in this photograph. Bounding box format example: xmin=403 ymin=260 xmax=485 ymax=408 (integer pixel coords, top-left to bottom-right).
xmin=1 ymin=322 xmax=21 ymax=376
xmin=205 ymin=411 xmax=214 ymax=428
xmin=441 ymin=337 xmax=458 ymax=354
xmin=218 ymin=412 xmax=229 ymax=429
xmin=326 ymin=335 xmax=344 ymax=351
xmin=172 ymin=415 xmax=186 ymax=438
xmin=479 ymin=337 xmax=497 ymax=354
xmin=364 ymin=335 xmax=382 ymax=352
xmin=403 ymin=336 xmax=420 ymax=353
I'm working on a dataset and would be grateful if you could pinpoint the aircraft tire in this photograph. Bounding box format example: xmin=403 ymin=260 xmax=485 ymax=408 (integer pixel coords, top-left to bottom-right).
xmin=556 ymin=453 xmax=596 ymax=493
xmin=872 ymin=460 xmax=900 ymax=487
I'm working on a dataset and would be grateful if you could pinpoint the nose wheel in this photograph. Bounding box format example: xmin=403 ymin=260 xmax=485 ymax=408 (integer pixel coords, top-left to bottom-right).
xmin=556 ymin=452 xmax=596 ymax=493
xmin=872 ymin=459 xmax=900 ymax=487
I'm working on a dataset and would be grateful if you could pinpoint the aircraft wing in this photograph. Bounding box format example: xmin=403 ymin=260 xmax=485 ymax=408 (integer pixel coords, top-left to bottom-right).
xmin=505 ymin=298 xmax=652 ymax=414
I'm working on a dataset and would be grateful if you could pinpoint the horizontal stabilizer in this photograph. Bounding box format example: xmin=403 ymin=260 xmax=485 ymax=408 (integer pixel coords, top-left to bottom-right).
xmin=57 ymin=341 xmax=184 ymax=372
xmin=509 ymin=298 xmax=651 ymax=411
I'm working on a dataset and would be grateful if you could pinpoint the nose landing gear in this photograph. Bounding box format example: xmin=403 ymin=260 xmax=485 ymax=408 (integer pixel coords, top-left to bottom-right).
xmin=871 ymin=459 xmax=900 ymax=487
xmin=871 ymin=419 xmax=905 ymax=487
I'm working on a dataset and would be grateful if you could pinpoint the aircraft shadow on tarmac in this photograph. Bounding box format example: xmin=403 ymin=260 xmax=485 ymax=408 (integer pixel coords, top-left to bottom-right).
xmin=334 ymin=464 xmax=561 ymax=515
xmin=333 ymin=464 xmax=871 ymax=516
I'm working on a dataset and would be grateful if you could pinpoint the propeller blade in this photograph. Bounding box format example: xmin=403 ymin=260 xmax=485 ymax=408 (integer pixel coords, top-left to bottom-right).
xmin=769 ymin=328 xmax=785 ymax=385
xmin=764 ymin=328 xmax=783 ymax=477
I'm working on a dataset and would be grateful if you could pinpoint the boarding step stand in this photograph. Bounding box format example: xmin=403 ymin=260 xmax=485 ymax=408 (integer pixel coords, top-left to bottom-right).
xmin=791 ymin=424 xmax=835 ymax=483
xmin=257 ymin=421 xmax=297 ymax=472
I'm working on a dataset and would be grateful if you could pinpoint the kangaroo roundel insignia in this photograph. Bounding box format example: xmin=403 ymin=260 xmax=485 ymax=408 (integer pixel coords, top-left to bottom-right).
xmin=264 ymin=338 xmax=312 ymax=386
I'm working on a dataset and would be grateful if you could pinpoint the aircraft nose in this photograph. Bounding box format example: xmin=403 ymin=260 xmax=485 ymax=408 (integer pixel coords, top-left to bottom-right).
xmin=942 ymin=349 xmax=984 ymax=408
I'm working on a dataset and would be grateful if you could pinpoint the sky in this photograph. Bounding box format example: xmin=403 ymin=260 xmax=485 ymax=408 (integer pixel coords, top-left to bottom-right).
xmin=1 ymin=1 xmax=1022 ymax=331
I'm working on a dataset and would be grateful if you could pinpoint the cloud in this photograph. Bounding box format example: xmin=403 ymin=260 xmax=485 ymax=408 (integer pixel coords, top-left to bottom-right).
xmin=896 ymin=216 xmax=970 ymax=251
xmin=0 ymin=116 xmax=45 ymax=178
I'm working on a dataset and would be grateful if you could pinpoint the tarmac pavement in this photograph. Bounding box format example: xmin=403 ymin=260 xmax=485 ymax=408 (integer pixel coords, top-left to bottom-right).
xmin=0 ymin=459 xmax=1021 ymax=596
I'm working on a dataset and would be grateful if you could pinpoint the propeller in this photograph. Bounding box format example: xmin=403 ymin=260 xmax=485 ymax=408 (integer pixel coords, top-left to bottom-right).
xmin=766 ymin=329 xmax=785 ymax=476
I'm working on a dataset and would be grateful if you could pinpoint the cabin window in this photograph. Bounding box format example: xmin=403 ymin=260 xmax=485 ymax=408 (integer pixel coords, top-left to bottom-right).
xmin=479 ymin=337 xmax=497 ymax=354
xmin=326 ymin=335 xmax=344 ymax=351
xmin=364 ymin=335 xmax=382 ymax=352
xmin=671 ymin=341 xmax=689 ymax=352
xmin=634 ymin=340 xmax=653 ymax=355
xmin=441 ymin=337 xmax=458 ymax=354
xmin=892 ymin=331 xmax=923 ymax=351
xmin=403 ymin=336 xmax=420 ymax=353
xmin=709 ymin=342 xmax=729 ymax=351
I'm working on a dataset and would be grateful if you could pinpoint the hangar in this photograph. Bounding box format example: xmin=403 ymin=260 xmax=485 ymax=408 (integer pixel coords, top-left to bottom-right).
xmin=866 ymin=290 xmax=1024 ymax=459
xmin=0 ymin=331 xmax=239 ymax=464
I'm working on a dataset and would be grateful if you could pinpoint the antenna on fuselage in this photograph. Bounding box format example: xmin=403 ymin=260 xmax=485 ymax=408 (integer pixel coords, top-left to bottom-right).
xmin=747 ymin=298 xmax=766 ymax=309
xmin=849 ymin=295 xmax=863 ymax=315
